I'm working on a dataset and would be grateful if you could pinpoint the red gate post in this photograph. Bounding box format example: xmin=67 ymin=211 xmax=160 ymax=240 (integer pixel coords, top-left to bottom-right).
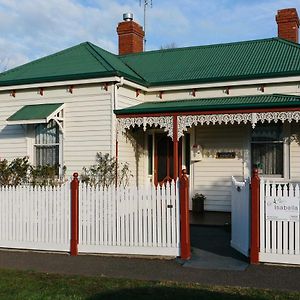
xmin=250 ymin=168 xmax=260 ymax=264
xmin=70 ymin=172 xmax=79 ymax=256
xmin=180 ymin=169 xmax=191 ymax=260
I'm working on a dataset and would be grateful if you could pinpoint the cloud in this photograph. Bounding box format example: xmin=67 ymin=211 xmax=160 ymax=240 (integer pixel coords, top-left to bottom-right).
xmin=0 ymin=0 xmax=300 ymax=69
xmin=149 ymin=0 xmax=300 ymax=46
xmin=0 ymin=0 xmax=140 ymax=68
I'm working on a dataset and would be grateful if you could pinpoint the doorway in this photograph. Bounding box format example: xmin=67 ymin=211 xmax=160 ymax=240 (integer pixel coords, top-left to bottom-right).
xmin=153 ymin=133 xmax=183 ymax=185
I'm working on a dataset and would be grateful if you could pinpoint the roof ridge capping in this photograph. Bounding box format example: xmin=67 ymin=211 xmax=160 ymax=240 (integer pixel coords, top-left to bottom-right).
xmin=85 ymin=42 xmax=147 ymax=81
xmin=84 ymin=42 xmax=117 ymax=71
xmin=119 ymin=37 xmax=284 ymax=57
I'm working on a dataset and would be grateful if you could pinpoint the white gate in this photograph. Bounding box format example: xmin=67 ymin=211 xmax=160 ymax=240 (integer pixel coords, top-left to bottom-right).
xmin=231 ymin=177 xmax=250 ymax=256
xmin=78 ymin=180 xmax=180 ymax=256
xmin=0 ymin=184 xmax=70 ymax=252
xmin=259 ymin=179 xmax=300 ymax=264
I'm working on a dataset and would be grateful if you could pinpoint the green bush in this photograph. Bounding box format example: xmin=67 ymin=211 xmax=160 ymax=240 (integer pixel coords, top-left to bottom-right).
xmin=81 ymin=152 xmax=132 ymax=188
xmin=0 ymin=156 xmax=66 ymax=187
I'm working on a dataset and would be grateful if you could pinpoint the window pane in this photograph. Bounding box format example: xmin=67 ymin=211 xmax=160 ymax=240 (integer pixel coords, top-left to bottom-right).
xmin=35 ymin=145 xmax=59 ymax=167
xmin=252 ymin=123 xmax=283 ymax=141
xmin=251 ymin=143 xmax=283 ymax=175
xmin=35 ymin=120 xmax=59 ymax=144
xmin=35 ymin=120 xmax=60 ymax=170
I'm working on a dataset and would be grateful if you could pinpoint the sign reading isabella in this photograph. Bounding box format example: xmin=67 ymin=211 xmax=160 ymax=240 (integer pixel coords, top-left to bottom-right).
xmin=266 ymin=196 xmax=300 ymax=221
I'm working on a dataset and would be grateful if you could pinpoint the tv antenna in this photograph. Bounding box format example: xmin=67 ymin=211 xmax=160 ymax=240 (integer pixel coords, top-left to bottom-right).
xmin=139 ymin=0 xmax=152 ymax=50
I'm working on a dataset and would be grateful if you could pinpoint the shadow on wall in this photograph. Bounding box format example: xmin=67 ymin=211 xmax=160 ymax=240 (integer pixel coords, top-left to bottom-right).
xmin=121 ymin=128 xmax=144 ymax=186
xmin=0 ymin=124 xmax=26 ymax=139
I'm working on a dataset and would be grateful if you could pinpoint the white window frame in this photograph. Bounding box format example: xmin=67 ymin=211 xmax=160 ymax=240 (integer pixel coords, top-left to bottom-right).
xmin=250 ymin=122 xmax=290 ymax=179
xmin=25 ymin=122 xmax=63 ymax=176
xmin=35 ymin=120 xmax=63 ymax=175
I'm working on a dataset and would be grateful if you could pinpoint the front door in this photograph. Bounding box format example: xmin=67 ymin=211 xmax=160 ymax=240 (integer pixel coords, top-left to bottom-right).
xmin=154 ymin=133 xmax=182 ymax=185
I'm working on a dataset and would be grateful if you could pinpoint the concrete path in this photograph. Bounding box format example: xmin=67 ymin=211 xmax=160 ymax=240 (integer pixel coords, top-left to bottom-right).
xmin=183 ymin=247 xmax=248 ymax=271
xmin=187 ymin=225 xmax=249 ymax=271
xmin=0 ymin=249 xmax=299 ymax=292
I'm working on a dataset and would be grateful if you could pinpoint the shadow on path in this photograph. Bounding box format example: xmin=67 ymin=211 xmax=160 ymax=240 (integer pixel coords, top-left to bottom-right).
xmin=183 ymin=225 xmax=249 ymax=271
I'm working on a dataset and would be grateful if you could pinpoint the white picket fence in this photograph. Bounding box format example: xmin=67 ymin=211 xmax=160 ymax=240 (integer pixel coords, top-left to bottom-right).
xmin=260 ymin=179 xmax=300 ymax=264
xmin=0 ymin=184 xmax=70 ymax=251
xmin=78 ymin=180 xmax=180 ymax=256
xmin=0 ymin=180 xmax=180 ymax=257
xmin=231 ymin=177 xmax=250 ymax=256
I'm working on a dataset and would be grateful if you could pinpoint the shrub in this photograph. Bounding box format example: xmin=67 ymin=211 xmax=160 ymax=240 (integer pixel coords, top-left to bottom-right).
xmin=81 ymin=152 xmax=132 ymax=188
xmin=0 ymin=156 xmax=66 ymax=187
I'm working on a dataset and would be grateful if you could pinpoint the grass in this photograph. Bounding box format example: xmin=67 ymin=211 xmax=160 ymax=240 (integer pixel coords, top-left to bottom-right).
xmin=0 ymin=268 xmax=298 ymax=300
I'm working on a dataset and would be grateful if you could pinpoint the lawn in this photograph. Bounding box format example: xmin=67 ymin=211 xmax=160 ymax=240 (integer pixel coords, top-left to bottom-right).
xmin=0 ymin=268 xmax=298 ymax=300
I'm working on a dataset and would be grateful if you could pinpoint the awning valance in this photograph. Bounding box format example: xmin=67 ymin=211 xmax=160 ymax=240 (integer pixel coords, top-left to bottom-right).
xmin=115 ymin=94 xmax=300 ymax=140
xmin=7 ymin=103 xmax=64 ymax=125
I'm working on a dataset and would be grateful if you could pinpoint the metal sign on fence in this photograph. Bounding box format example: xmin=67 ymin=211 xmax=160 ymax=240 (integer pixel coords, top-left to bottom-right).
xmin=266 ymin=196 xmax=300 ymax=222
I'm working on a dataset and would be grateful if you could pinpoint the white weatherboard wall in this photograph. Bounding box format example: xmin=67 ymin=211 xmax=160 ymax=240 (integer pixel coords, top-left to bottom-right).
xmin=117 ymin=86 xmax=146 ymax=186
xmin=290 ymin=122 xmax=300 ymax=181
xmin=117 ymin=130 xmax=146 ymax=186
xmin=193 ymin=124 xmax=248 ymax=212
xmin=117 ymin=86 xmax=144 ymax=109
xmin=143 ymin=81 xmax=300 ymax=102
xmin=0 ymin=84 xmax=112 ymax=176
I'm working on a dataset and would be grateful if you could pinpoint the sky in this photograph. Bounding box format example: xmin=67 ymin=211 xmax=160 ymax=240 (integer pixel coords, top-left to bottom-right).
xmin=0 ymin=0 xmax=300 ymax=70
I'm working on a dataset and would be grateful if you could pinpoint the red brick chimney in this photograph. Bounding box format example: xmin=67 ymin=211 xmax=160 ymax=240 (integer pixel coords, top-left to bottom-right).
xmin=276 ymin=8 xmax=300 ymax=43
xmin=117 ymin=13 xmax=144 ymax=55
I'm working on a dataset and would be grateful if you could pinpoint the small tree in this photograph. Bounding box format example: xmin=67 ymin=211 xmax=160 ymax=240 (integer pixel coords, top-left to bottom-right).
xmin=81 ymin=152 xmax=132 ymax=188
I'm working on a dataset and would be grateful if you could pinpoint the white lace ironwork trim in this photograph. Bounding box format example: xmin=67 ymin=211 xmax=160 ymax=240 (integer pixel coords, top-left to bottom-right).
xmin=117 ymin=111 xmax=300 ymax=141
xmin=117 ymin=116 xmax=173 ymax=140
xmin=178 ymin=111 xmax=300 ymax=139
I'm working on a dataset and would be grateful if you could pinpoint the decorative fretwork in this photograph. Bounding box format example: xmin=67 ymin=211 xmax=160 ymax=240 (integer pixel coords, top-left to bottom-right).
xmin=117 ymin=110 xmax=300 ymax=141
xmin=117 ymin=116 xmax=173 ymax=140
xmin=256 ymin=111 xmax=300 ymax=124
xmin=177 ymin=111 xmax=300 ymax=140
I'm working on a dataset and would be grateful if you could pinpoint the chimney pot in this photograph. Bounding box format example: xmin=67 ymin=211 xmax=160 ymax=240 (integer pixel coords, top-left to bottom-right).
xmin=123 ymin=13 xmax=133 ymax=21
xmin=117 ymin=13 xmax=145 ymax=55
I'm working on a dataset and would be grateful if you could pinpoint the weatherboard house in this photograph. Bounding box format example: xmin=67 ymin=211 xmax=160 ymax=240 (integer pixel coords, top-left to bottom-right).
xmin=1 ymin=8 xmax=300 ymax=214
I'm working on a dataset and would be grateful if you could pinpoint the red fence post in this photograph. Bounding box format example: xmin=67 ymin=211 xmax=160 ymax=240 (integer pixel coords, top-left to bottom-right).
xmin=70 ymin=172 xmax=79 ymax=256
xmin=180 ymin=169 xmax=191 ymax=260
xmin=250 ymin=168 xmax=260 ymax=264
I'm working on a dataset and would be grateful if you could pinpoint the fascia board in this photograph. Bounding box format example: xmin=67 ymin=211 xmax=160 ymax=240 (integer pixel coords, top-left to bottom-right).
xmin=7 ymin=119 xmax=46 ymax=125
xmin=0 ymin=76 xmax=121 ymax=91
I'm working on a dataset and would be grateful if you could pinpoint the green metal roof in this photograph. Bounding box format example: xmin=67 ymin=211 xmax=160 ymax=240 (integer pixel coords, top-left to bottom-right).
xmin=120 ymin=38 xmax=300 ymax=86
xmin=114 ymin=94 xmax=300 ymax=115
xmin=2 ymin=38 xmax=300 ymax=87
xmin=7 ymin=103 xmax=64 ymax=123
xmin=0 ymin=42 xmax=143 ymax=86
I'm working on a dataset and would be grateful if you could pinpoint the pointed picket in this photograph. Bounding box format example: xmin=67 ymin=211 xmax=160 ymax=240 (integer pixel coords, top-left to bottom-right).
xmin=0 ymin=180 xmax=182 ymax=257
xmin=165 ymin=181 xmax=171 ymax=248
